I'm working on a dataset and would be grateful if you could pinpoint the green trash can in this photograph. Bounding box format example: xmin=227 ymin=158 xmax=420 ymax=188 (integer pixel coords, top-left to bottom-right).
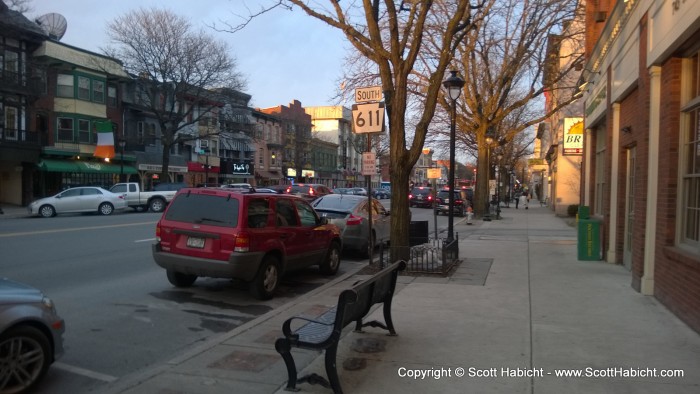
xmin=577 ymin=206 xmax=590 ymax=221
xmin=577 ymin=218 xmax=602 ymax=261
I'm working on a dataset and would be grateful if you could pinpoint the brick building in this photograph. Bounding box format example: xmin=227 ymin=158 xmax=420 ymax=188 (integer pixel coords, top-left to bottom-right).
xmin=580 ymin=0 xmax=700 ymax=333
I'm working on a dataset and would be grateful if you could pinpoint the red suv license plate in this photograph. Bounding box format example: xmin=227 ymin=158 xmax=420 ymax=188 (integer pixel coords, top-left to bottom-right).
xmin=187 ymin=236 xmax=205 ymax=248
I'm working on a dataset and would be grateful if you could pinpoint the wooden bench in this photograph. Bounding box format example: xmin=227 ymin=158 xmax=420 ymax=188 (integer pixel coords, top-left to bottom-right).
xmin=275 ymin=260 xmax=407 ymax=393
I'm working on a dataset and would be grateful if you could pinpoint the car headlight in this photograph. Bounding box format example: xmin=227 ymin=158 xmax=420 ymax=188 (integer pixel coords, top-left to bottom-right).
xmin=41 ymin=296 xmax=56 ymax=312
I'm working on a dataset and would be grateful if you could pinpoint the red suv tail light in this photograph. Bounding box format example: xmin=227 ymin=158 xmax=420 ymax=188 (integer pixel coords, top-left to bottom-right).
xmin=155 ymin=223 xmax=161 ymax=242
xmin=346 ymin=214 xmax=363 ymax=226
xmin=234 ymin=233 xmax=250 ymax=252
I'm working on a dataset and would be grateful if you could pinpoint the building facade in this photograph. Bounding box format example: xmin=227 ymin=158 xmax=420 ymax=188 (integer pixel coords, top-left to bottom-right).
xmin=580 ymin=0 xmax=700 ymax=333
xmin=0 ymin=3 xmax=46 ymax=205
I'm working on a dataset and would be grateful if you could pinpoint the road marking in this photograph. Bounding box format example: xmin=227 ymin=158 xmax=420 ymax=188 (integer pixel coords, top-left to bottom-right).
xmin=53 ymin=362 xmax=118 ymax=383
xmin=135 ymin=238 xmax=156 ymax=243
xmin=0 ymin=221 xmax=156 ymax=238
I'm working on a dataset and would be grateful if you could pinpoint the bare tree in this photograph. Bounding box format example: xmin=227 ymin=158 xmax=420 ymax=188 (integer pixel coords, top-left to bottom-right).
xmin=105 ymin=8 xmax=246 ymax=181
xmin=407 ymin=0 xmax=584 ymax=216
xmin=220 ymin=1 xmax=478 ymax=259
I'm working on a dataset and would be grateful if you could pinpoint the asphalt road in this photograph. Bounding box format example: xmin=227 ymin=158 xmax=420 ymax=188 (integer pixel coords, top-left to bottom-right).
xmin=0 ymin=210 xmax=366 ymax=393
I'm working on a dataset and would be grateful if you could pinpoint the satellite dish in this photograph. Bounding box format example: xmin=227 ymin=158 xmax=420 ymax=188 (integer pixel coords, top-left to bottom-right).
xmin=36 ymin=13 xmax=67 ymax=40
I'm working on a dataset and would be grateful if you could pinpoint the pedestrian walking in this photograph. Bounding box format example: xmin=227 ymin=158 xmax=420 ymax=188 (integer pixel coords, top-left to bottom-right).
xmin=519 ymin=193 xmax=529 ymax=210
xmin=514 ymin=191 xmax=520 ymax=209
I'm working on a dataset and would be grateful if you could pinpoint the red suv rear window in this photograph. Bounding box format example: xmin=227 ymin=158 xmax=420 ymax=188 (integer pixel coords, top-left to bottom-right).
xmin=164 ymin=192 xmax=239 ymax=227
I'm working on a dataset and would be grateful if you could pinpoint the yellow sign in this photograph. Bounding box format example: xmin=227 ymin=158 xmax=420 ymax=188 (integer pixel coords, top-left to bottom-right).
xmin=427 ymin=168 xmax=442 ymax=179
xmin=563 ymin=118 xmax=584 ymax=155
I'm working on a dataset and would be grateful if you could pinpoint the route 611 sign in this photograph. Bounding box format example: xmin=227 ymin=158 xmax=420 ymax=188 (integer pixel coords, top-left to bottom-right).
xmin=351 ymin=102 xmax=385 ymax=133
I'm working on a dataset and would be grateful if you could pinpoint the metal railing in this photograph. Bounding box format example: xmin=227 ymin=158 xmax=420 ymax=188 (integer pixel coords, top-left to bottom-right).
xmin=378 ymin=234 xmax=459 ymax=276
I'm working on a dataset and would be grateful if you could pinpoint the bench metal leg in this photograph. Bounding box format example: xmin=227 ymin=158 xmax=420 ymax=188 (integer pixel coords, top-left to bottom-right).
xmin=324 ymin=342 xmax=343 ymax=394
xmin=383 ymin=295 xmax=398 ymax=336
xmin=275 ymin=338 xmax=300 ymax=392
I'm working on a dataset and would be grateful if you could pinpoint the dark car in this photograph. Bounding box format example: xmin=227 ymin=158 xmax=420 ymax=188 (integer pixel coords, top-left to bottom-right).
xmin=152 ymin=188 xmax=342 ymax=300
xmin=311 ymin=194 xmax=391 ymax=257
xmin=288 ymin=183 xmax=333 ymax=202
xmin=409 ymin=186 xmax=434 ymax=208
xmin=434 ymin=190 xmax=467 ymax=216
xmin=373 ymin=188 xmax=391 ymax=199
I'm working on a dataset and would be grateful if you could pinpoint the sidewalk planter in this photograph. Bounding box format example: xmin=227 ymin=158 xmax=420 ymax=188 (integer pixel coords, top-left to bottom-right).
xmin=577 ymin=217 xmax=602 ymax=261
xmin=408 ymin=220 xmax=429 ymax=246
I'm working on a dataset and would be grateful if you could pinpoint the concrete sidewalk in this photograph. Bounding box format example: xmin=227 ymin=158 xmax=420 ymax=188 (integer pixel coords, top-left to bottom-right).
xmin=12 ymin=201 xmax=700 ymax=393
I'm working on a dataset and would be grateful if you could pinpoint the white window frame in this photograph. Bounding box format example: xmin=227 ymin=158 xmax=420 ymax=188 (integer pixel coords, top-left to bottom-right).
xmin=77 ymin=76 xmax=90 ymax=100
xmin=3 ymin=106 xmax=18 ymax=140
xmin=679 ymin=54 xmax=700 ymax=251
xmin=57 ymin=74 xmax=74 ymax=98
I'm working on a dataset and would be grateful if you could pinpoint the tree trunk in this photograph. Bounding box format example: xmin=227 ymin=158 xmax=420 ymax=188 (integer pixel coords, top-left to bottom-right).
xmin=475 ymin=140 xmax=489 ymax=218
xmin=160 ymin=140 xmax=172 ymax=183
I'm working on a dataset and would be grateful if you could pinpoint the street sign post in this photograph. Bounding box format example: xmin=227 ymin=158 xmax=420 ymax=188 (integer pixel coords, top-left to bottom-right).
xmin=351 ymin=102 xmax=385 ymax=133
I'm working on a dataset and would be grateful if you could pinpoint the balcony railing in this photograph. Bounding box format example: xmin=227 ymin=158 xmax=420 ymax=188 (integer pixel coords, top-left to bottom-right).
xmin=0 ymin=128 xmax=40 ymax=145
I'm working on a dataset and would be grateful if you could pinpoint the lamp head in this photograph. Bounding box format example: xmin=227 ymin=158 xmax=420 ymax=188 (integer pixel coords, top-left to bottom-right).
xmin=442 ymin=70 xmax=465 ymax=101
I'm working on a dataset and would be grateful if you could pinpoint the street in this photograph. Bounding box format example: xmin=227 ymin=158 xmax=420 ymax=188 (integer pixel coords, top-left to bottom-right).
xmin=0 ymin=210 xmax=368 ymax=393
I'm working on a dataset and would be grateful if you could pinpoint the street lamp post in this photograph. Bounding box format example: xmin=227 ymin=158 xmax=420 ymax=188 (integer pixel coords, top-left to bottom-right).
xmin=496 ymin=153 xmax=503 ymax=219
xmin=118 ymin=138 xmax=126 ymax=182
xmin=442 ymin=70 xmax=465 ymax=242
xmin=483 ymin=128 xmax=494 ymax=221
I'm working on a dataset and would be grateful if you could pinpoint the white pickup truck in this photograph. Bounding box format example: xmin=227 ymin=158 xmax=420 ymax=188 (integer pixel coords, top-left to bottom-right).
xmin=109 ymin=182 xmax=178 ymax=213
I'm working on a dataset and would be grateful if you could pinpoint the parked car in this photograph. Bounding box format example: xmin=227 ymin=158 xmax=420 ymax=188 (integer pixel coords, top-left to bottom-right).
xmin=221 ymin=183 xmax=252 ymax=190
xmin=288 ymin=184 xmax=333 ymax=202
xmin=408 ymin=186 xmax=434 ymax=208
xmin=152 ymin=188 xmax=343 ymax=300
xmin=373 ymin=188 xmax=391 ymax=199
xmin=109 ymin=182 xmax=177 ymax=213
xmin=268 ymin=184 xmax=292 ymax=194
xmin=332 ymin=187 xmax=350 ymax=195
xmin=0 ymin=278 xmax=65 ymax=393
xmin=349 ymin=187 xmax=368 ymax=196
xmin=153 ymin=182 xmax=188 ymax=192
xmin=252 ymin=188 xmax=277 ymax=193
xmin=434 ymin=190 xmax=467 ymax=217
xmin=28 ymin=186 xmax=128 ymax=218
xmin=311 ymin=194 xmax=390 ymax=257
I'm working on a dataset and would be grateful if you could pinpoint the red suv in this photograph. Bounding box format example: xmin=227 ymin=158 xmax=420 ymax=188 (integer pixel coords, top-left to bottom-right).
xmin=152 ymin=188 xmax=343 ymax=300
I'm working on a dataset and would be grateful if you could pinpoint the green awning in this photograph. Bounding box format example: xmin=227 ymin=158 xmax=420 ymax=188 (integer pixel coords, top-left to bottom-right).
xmin=38 ymin=159 xmax=137 ymax=174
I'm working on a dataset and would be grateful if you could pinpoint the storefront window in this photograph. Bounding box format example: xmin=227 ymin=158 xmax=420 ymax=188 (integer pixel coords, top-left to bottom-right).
xmin=594 ymin=128 xmax=606 ymax=215
xmin=681 ymin=53 xmax=700 ymax=247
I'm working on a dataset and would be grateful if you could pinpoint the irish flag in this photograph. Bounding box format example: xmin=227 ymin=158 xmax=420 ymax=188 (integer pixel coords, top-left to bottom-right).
xmin=93 ymin=120 xmax=115 ymax=159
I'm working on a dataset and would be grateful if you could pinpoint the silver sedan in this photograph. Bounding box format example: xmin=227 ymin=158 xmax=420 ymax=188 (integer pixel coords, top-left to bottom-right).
xmin=0 ymin=278 xmax=65 ymax=393
xmin=27 ymin=186 xmax=128 ymax=217
xmin=311 ymin=194 xmax=391 ymax=257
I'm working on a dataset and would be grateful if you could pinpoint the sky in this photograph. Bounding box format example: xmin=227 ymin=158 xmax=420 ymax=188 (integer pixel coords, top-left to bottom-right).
xmin=28 ymin=0 xmax=351 ymax=109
